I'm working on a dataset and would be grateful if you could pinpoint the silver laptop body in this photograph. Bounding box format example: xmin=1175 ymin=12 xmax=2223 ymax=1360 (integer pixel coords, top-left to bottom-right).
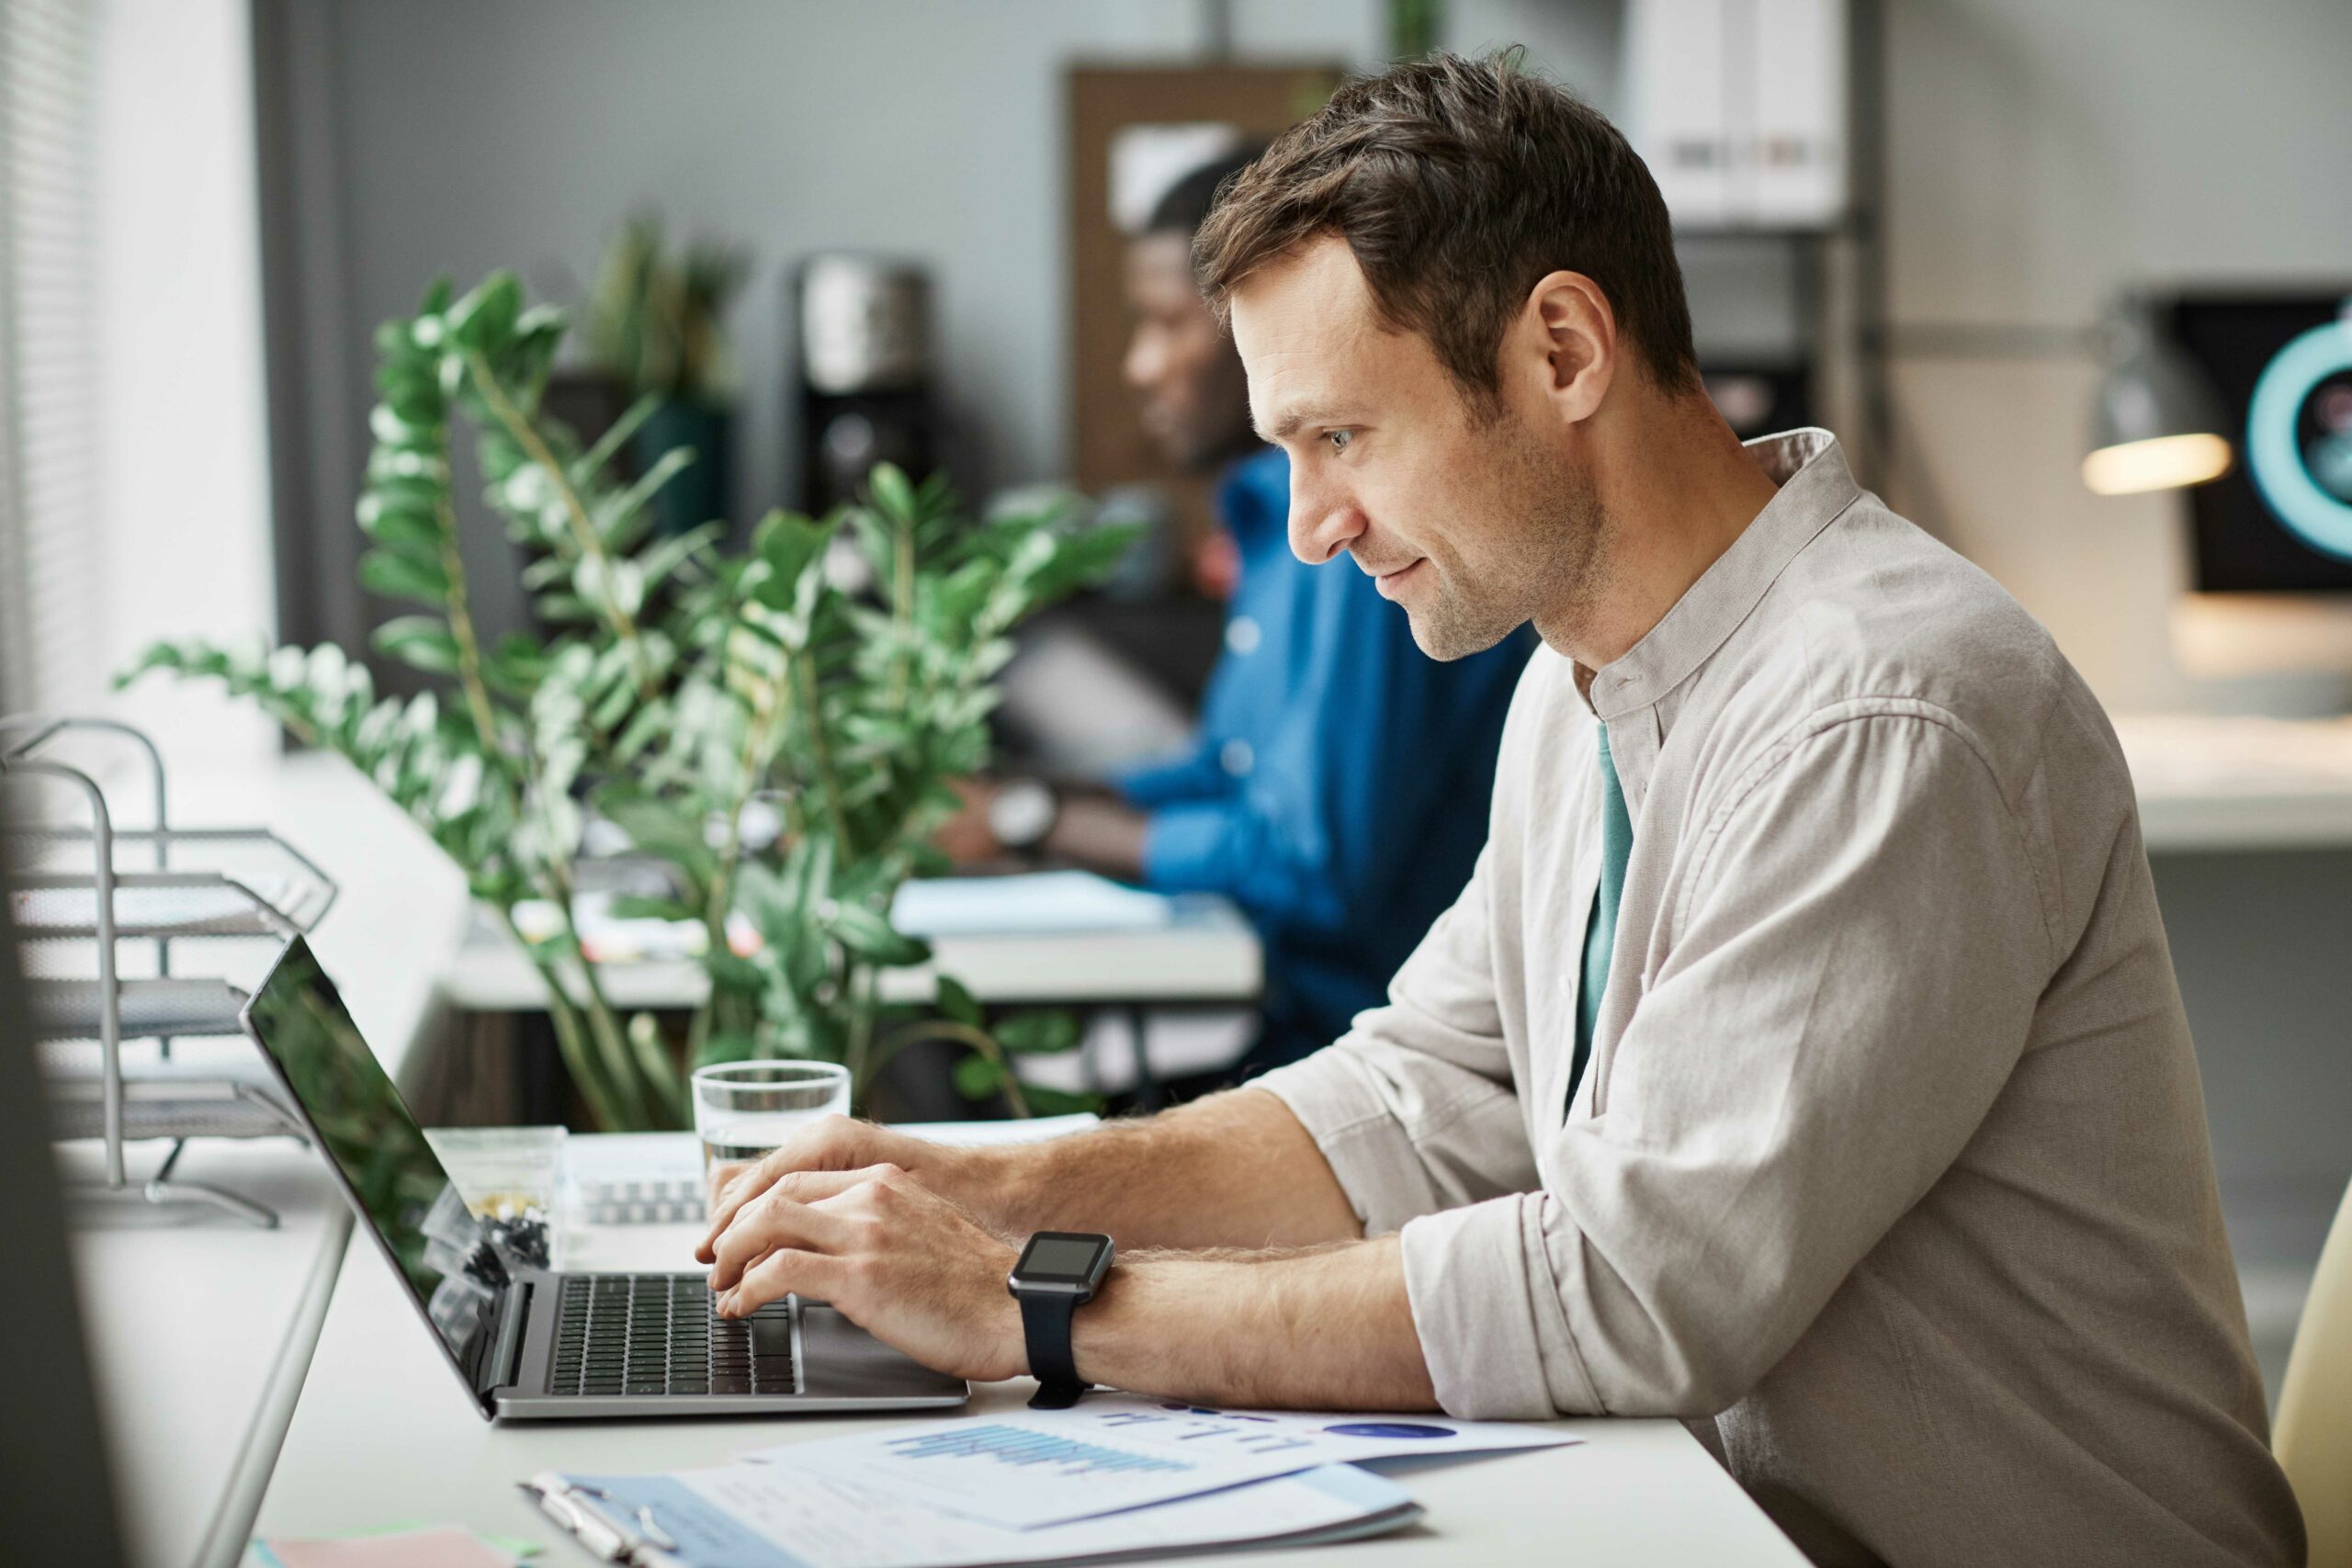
xmin=241 ymin=937 xmax=967 ymax=1420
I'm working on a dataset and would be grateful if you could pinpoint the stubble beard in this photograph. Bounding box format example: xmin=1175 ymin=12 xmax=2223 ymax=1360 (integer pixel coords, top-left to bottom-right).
xmin=1410 ymin=410 xmax=1609 ymax=660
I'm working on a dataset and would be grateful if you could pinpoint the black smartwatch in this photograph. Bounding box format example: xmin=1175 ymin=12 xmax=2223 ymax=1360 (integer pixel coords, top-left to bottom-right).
xmin=1006 ymin=1231 xmax=1115 ymax=1409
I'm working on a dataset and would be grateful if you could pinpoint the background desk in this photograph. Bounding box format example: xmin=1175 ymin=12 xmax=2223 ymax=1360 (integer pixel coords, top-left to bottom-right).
xmin=248 ymin=1166 xmax=1806 ymax=1567
xmin=437 ymin=894 xmax=1261 ymax=1012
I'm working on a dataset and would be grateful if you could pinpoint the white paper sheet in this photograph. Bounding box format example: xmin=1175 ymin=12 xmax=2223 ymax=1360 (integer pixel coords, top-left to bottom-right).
xmin=890 ymin=872 xmax=1174 ymax=937
xmin=739 ymin=1393 xmax=1579 ymax=1530
xmin=535 ymin=1461 xmax=1418 ymax=1568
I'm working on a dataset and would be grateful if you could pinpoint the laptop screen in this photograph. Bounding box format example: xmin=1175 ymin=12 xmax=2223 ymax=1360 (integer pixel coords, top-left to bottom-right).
xmin=242 ymin=937 xmax=507 ymax=1413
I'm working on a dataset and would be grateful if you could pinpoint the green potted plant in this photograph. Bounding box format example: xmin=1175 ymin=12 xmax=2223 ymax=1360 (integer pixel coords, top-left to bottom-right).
xmin=123 ymin=273 xmax=1133 ymax=1130
xmin=578 ymin=214 xmax=750 ymax=538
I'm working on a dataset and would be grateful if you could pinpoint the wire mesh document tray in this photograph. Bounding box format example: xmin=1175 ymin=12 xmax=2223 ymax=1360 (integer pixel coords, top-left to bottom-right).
xmin=0 ymin=716 xmax=340 ymax=1226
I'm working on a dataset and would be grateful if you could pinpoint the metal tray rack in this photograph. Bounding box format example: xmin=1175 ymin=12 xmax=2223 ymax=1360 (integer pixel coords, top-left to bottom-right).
xmin=1 ymin=716 xmax=338 ymax=1226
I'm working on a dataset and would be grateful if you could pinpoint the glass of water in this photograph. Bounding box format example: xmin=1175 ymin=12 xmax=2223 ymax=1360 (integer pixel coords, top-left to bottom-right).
xmin=691 ymin=1061 xmax=852 ymax=1212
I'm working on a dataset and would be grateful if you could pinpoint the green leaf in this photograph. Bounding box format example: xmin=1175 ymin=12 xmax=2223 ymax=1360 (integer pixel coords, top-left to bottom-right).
xmin=598 ymin=791 xmax=718 ymax=881
xmin=1019 ymin=1084 xmax=1103 ymax=1117
xmin=867 ymin=461 xmax=916 ymax=523
xmin=607 ymin=894 xmax=696 ymax=921
xmin=695 ymin=1032 xmax=760 ymax=1069
xmin=357 ymin=551 xmax=451 ymax=606
xmin=953 ymin=1052 xmax=1004 ymax=1101
xmin=481 ymin=633 xmax=549 ymax=697
xmin=749 ymin=510 xmax=833 ymax=610
xmin=446 ymin=271 xmax=523 ymax=352
xmin=575 ymin=393 xmax=661 ymax=482
xmin=934 ymin=975 xmax=983 ymax=1029
xmin=993 ymin=1010 xmax=1081 ymax=1055
xmin=356 ymin=495 xmax=444 ymax=559
xmin=369 ymin=615 xmax=460 ymax=674
xmin=827 ymin=900 xmax=929 ymax=965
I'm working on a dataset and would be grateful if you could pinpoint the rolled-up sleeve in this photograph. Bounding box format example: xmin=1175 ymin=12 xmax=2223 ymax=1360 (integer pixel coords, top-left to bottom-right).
xmin=1401 ymin=708 xmax=2057 ymax=1419
xmin=1254 ymin=844 xmax=1540 ymax=1235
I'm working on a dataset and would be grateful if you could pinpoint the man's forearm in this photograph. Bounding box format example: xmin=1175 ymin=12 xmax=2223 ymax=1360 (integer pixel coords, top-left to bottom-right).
xmin=967 ymin=1089 xmax=1362 ymax=1251
xmin=1070 ymin=1234 xmax=1438 ymax=1410
xmin=1040 ymin=792 xmax=1148 ymax=882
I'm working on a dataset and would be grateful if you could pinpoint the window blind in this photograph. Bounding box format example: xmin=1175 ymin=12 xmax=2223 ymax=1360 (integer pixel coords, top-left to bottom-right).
xmin=0 ymin=0 xmax=100 ymax=716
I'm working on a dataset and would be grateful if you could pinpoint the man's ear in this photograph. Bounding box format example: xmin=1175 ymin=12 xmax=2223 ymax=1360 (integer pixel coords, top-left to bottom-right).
xmin=1515 ymin=270 xmax=1616 ymax=425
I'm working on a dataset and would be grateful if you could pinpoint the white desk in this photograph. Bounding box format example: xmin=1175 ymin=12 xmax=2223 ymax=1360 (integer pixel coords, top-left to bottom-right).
xmin=436 ymin=897 xmax=1263 ymax=1012
xmin=251 ymin=1193 xmax=1805 ymax=1566
xmin=2116 ymin=713 xmax=2352 ymax=852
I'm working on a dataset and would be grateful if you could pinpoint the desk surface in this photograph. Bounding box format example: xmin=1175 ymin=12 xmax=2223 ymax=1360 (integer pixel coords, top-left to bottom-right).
xmin=2117 ymin=713 xmax=2352 ymax=851
xmin=252 ymin=1201 xmax=1804 ymax=1567
xmin=66 ymin=1139 xmax=344 ymax=1568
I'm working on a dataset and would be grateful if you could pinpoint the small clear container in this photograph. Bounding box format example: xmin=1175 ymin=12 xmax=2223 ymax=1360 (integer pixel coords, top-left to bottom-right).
xmin=424 ymin=1124 xmax=569 ymax=1269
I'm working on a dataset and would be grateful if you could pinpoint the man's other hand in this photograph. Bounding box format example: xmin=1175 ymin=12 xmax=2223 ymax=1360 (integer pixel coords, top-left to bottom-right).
xmin=934 ymin=778 xmax=1003 ymax=865
xmin=695 ymin=1115 xmax=985 ymax=1264
xmin=704 ymin=1163 xmax=1026 ymax=1382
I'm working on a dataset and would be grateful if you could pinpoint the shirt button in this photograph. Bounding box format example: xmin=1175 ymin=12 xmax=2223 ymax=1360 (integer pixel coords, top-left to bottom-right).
xmin=1226 ymin=615 xmax=1262 ymax=656
xmin=1220 ymin=739 xmax=1255 ymax=777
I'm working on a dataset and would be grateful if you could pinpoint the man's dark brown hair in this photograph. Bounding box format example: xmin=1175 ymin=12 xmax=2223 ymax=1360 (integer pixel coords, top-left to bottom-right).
xmin=1194 ymin=50 xmax=1702 ymax=401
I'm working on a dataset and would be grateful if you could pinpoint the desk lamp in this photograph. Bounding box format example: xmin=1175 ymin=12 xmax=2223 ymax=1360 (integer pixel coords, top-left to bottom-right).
xmin=2083 ymin=297 xmax=2234 ymax=496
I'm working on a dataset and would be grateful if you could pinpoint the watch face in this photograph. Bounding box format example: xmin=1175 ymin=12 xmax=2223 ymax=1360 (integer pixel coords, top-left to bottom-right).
xmin=1017 ymin=1232 xmax=1111 ymax=1283
xmin=988 ymin=781 xmax=1056 ymax=849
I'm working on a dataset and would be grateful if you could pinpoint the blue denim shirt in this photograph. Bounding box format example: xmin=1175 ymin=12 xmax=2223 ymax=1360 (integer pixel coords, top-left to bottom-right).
xmin=1113 ymin=446 xmax=1532 ymax=1068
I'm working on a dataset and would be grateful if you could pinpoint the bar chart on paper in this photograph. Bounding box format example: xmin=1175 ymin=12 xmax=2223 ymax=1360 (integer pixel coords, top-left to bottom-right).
xmin=887 ymin=1426 xmax=1193 ymax=1477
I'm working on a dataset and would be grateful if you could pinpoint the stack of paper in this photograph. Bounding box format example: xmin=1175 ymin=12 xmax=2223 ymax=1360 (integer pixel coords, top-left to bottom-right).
xmin=525 ymin=1394 xmax=1580 ymax=1566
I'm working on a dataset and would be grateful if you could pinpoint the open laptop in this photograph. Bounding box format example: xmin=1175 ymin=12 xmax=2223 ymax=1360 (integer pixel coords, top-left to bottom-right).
xmin=240 ymin=936 xmax=967 ymax=1419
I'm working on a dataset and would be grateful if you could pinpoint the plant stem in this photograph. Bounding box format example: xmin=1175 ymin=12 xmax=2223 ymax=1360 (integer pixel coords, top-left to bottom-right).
xmin=462 ymin=346 xmax=658 ymax=696
xmin=794 ymin=651 xmax=855 ymax=859
xmin=428 ymin=424 xmax=508 ymax=763
xmin=887 ymin=510 xmax=914 ymax=711
xmin=868 ymin=1018 xmax=1034 ymax=1119
xmin=496 ymin=906 xmax=626 ymax=1130
xmin=540 ymin=864 xmax=660 ymax=1128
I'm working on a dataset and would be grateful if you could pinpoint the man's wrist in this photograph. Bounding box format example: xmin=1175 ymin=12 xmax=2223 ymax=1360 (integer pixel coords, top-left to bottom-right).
xmin=944 ymin=1142 xmax=1034 ymax=1234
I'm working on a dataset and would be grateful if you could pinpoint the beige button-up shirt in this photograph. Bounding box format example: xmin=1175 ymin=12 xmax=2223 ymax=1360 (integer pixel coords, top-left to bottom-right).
xmin=1256 ymin=431 xmax=2302 ymax=1567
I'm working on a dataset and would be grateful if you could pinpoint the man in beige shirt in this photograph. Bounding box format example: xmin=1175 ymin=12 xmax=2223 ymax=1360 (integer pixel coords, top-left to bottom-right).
xmin=697 ymin=52 xmax=2303 ymax=1566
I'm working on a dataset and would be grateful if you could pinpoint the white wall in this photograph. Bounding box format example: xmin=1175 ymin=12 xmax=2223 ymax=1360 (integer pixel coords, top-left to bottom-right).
xmin=92 ymin=0 xmax=276 ymax=766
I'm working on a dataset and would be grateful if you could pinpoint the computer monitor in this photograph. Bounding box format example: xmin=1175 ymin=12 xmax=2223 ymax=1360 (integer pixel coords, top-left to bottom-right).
xmin=240 ymin=936 xmax=527 ymax=1417
xmin=2169 ymin=291 xmax=2352 ymax=593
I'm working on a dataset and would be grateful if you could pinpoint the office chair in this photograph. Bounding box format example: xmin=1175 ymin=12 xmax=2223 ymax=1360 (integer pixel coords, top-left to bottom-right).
xmin=0 ymin=825 xmax=128 ymax=1564
xmin=2276 ymin=1176 xmax=2352 ymax=1567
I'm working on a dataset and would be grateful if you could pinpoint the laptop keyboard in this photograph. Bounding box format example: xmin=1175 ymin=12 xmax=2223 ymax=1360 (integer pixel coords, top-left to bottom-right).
xmin=548 ymin=1273 xmax=797 ymax=1398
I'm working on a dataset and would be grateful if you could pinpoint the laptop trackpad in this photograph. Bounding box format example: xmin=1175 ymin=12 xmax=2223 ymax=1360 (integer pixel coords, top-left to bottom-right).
xmin=797 ymin=1301 xmax=968 ymax=1401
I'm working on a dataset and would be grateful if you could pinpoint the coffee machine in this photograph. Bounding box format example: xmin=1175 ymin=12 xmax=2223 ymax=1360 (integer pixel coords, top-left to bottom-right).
xmin=796 ymin=254 xmax=942 ymax=515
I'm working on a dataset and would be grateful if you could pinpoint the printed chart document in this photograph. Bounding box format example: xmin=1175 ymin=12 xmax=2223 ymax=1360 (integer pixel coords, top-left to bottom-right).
xmin=739 ymin=1393 xmax=1581 ymax=1530
xmin=523 ymin=1461 xmax=1419 ymax=1568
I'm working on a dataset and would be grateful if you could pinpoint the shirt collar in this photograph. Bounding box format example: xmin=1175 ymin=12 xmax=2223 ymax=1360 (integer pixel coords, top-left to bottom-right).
xmin=1584 ymin=428 xmax=1861 ymax=722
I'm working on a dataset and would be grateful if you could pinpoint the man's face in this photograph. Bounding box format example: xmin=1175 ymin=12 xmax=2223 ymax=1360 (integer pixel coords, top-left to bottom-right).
xmin=1123 ymin=231 xmax=1255 ymax=471
xmin=1229 ymin=236 xmax=1605 ymax=660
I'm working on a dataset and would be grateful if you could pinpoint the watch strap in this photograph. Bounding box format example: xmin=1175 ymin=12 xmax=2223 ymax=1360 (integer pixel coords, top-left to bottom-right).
xmin=1019 ymin=1289 xmax=1088 ymax=1409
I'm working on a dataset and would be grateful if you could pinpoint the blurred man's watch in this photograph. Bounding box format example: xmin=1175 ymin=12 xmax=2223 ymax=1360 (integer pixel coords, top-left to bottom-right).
xmin=988 ymin=780 xmax=1058 ymax=852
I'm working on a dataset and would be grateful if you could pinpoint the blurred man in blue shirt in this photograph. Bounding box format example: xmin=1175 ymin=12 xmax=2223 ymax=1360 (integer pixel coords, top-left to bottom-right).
xmin=948 ymin=152 xmax=1530 ymax=1071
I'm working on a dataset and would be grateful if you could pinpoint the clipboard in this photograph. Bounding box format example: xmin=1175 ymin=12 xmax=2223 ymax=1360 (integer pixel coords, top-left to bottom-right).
xmin=520 ymin=1475 xmax=688 ymax=1567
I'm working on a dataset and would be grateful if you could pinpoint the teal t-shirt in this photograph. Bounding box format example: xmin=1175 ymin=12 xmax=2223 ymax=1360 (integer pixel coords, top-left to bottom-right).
xmin=1570 ymin=722 xmax=1634 ymax=1109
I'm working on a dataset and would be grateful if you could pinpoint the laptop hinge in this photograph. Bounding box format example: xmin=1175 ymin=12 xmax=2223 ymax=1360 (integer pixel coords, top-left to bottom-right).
xmin=485 ymin=1278 xmax=532 ymax=1394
